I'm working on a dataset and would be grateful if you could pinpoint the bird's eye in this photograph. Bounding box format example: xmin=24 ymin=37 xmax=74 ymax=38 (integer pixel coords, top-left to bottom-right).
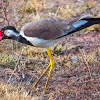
xmin=1 ymin=31 xmax=4 ymax=35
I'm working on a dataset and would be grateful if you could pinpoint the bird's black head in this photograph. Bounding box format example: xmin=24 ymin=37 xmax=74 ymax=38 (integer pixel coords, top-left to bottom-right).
xmin=0 ymin=26 xmax=20 ymax=41
xmin=1 ymin=26 xmax=18 ymax=33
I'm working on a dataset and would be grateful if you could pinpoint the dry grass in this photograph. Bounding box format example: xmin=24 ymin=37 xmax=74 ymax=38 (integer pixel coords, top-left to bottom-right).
xmin=0 ymin=0 xmax=100 ymax=99
xmin=0 ymin=82 xmax=39 ymax=100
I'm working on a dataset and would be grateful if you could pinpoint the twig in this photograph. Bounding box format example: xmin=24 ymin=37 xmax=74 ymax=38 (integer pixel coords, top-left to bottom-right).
xmin=7 ymin=47 xmax=24 ymax=83
xmin=79 ymin=49 xmax=93 ymax=79
xmin=1 ymin=0 xmax=9 ymax=25
xmin=14 ymin=11 xmax=25 ymax=27
xmin=54 ymin=7 xmax=60 ymax=17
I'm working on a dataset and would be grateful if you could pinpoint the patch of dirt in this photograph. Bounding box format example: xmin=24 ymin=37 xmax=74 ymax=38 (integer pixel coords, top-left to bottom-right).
xmin=0 ymin=32 xmax=100 ymax=99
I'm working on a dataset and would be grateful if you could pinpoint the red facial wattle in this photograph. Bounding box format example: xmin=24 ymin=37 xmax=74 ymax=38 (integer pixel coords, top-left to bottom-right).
xmin=0 ymin=30 xmax=4 ymax=41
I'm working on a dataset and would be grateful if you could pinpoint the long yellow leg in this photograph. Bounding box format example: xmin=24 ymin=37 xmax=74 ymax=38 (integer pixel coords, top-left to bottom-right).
xmin=44 ymin=49 xmax=54 ymax=92
xmin=33 ymin=63 xmax=51 ymax=88
xmin=33 ymin=49 xmax=54 ymax=92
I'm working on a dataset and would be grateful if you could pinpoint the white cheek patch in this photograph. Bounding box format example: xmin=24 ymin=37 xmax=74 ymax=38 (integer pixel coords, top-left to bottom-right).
xmin=5 ymin=31 xmax=11 ymax=37
xmin=5 ymin=30 xmax=20 ymax=37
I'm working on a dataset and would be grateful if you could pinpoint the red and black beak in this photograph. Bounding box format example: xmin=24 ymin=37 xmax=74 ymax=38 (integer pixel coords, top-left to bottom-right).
xmin=0 ymin=30 xmax=4 ymax=41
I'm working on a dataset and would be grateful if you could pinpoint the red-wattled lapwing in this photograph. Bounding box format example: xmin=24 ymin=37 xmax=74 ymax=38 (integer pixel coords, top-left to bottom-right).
xmin=0 ymin=15 xmax=100 ymax=92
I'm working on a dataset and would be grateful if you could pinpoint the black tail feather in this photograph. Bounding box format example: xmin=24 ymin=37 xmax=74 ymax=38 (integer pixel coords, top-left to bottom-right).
xmin=56 ymin=18 xmax=100 ymax=39
xmin=70 ymin=18 xmax=100 ymax=33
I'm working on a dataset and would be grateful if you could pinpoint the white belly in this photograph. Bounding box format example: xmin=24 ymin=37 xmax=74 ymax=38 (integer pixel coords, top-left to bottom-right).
xmin=20 ymin=31 xmax=59 ymax=48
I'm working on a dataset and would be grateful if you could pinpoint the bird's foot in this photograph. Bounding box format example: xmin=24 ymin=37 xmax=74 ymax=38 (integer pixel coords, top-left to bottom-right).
xmin=32 ymin=63 xmax=51 ymax=90
xmin=32 ymin=81 xmax=37 ymax=91
xmin=44 ymin=60 xmax=54 ymax=93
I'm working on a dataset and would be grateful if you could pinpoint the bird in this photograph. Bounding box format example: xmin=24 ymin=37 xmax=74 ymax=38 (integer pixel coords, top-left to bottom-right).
xmin=0 ymin=15 xmax=100 ymax=92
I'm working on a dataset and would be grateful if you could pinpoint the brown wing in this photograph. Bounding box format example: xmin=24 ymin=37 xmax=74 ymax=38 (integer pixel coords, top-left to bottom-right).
xmin=22 ymin=15 xmax=91 ymax=40
xmin=21 ymin=17 xmax=73 ymax=40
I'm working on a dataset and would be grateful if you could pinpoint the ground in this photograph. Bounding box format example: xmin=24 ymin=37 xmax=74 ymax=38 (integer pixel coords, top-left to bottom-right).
xmin=0 ymin=0 xmax=100 ymax=100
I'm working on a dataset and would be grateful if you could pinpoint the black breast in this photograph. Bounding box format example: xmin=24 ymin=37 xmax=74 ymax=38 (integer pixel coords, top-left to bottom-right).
xmin=17 ymin=35 xmax=34 ymax=46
